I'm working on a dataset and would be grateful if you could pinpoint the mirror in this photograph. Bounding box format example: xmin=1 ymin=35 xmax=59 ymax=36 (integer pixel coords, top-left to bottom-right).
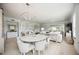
xmin=8 ymin=25 xmax=16 ymax=32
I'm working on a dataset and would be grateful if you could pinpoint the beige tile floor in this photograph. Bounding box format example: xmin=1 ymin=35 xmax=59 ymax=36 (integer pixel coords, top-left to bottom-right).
xmin=4 ymin=37 xmax=77 ymax=55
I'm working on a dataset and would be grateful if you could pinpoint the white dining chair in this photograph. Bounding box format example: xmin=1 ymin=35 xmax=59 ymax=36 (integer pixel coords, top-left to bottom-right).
xmin=35 ymin=40 xmax=47 ymax=55
xmin=17 ymin=37 xmax=35 ymax=55
xmin=57 ymin=33 xmax=62 ymax=43
xmin=45 ymin=37 xmax=50 ymax=48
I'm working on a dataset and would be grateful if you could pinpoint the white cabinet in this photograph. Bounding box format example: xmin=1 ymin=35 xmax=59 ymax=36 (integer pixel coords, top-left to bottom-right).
xmin=7 ymin=32 xmax=17 ymax=38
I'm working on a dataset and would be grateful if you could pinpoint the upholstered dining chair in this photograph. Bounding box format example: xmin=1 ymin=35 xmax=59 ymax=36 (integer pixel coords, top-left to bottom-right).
xmin=45 ymin=37 xmax=50 ymax=48
xmin=35 ymin=39 xmax=47 ymax=55
xmin=17 ymin=37 xmax=35 ymax=55
xmin=57 ymin=33 xmax=62 ymax=43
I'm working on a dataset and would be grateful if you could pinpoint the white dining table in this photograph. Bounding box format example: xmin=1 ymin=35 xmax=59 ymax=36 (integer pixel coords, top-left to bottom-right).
xmin=20 ymin=34 xmax=48 ymax=43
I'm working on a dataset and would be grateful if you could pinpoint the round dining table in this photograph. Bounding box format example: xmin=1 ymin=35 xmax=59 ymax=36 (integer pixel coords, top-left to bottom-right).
xmin=20 ymin=34 xmax=48 ymax=43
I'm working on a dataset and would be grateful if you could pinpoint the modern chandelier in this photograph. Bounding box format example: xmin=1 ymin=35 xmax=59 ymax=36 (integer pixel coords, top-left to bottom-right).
xmin=21 ymin=3 xmax=31 ymax=21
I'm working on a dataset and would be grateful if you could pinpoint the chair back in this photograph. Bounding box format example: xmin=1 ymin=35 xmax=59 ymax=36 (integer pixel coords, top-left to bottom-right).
xmin=17 ymin=37 xmax=34 ymax=53
xmin=35 ymin=39 xmax=46 ymax=51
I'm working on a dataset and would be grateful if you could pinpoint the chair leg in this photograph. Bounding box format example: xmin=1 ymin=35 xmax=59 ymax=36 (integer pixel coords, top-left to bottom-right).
xmin=38 ymin=51 xmax=41 ymax=55
xmin=32 ymin=49 xmax=35 ymax=55
xmin=21 ymin=53 xmax=23 ymax=55
xmin=42 ymin=50 xmax=44 ymax=55
xmin=21 ymin=53 xmax=26 ymax=55
xmin=24 ymin=53 xmax=26 ymax=55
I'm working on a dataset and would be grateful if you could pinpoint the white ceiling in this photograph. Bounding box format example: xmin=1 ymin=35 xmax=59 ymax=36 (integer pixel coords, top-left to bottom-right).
xmin=1 ymin=3 xmax=74 ymax=23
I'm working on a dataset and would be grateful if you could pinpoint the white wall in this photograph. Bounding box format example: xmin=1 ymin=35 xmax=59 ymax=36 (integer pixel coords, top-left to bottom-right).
xmin=0 ymin=9 xmax=2 ymax=38
xmin=72 ymin=12 xmax=76 ymax=37
xmin=74 ymin=4 xmax=79 ymax=54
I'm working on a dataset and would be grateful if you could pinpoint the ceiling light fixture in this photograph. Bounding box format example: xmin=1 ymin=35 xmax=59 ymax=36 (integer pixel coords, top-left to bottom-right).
xmin=22 ymin=3 xmax=31 ymax=21
xmin=26 ymin=3 xmax=30 ymax=6
xmin=26 ymin=3 xmax=30 ymax=21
